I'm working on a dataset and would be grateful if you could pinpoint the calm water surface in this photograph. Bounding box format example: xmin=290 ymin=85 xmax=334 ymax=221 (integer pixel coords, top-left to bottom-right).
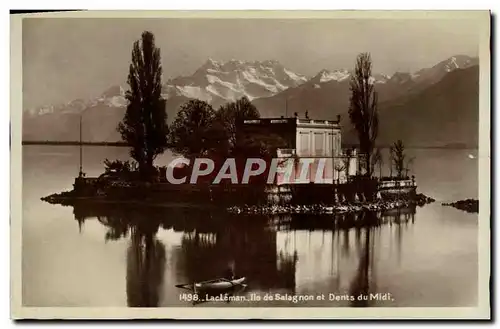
xmin=22 ymin=146 xmax=478 ymax=307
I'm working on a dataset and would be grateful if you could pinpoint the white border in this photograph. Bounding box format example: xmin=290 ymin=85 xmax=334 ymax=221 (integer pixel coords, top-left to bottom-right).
xmin=5 ymin=4 xmax=495 ymax=324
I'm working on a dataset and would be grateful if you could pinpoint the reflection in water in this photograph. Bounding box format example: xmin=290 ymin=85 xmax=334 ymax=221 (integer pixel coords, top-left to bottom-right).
xmin=92 ymin=208 xmax=167 ymax=307
xmin=346 ymin=208 xmax=415 ymax=306
xmin=22 ymin=147 xmax=478 ymax=307
xmin=349 ymin=226 xmax=372 ymax=307
xmin=126 ymin=229 xmax=166 ymax=307
xmin=71 ymin=202 xmax=415 ymax=307
xmin=177 ymin=214 xmax=298 ymax=291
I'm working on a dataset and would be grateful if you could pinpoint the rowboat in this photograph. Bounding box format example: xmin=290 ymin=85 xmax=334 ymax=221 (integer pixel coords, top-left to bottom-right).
xmin=175 ymin=277 xmax=246 ymax=293
xmin=193 ymin=277 xmax=246 ymax=293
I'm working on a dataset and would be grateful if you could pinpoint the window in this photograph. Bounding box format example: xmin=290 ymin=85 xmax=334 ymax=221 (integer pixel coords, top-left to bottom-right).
xmin=299 ymin=132 xmax=309 ymax=156
xmin=336 ymin=133 xmax=341 ymax=156
xmin=327 ymin=133 xmax=334 ymax=156
xmin=314 ymin=132 xmax=324 ymax=156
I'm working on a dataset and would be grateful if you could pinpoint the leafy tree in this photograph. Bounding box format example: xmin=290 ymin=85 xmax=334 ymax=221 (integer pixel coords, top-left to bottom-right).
xmin=390 ymin=140 xmax=406 ymax=179
xmin=388 ymin=149 xmax=394 ymax=177
xmin=118 ymin=31 xmax=168 ymax=179
xmin=230 ymin=130 xmax=287 ymax=185
xmin=216 ymin=96 xmax=260 ymax=152
xmin=348 ymin=53 xmax=379 ymax=177
xmin=104 ymin=159 xmax=135 ymax=174
xmin=405 ymin=156 xmax=416 ymax=177
xmin=236 ymin=131 xmax=286 ymax=159
xmin=169 ymin=99 xmax=228 ymax=159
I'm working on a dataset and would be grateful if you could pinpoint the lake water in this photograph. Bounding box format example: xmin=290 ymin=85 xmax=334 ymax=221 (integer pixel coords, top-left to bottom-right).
xmin=21 ymin=145 xmax=478 ymax=307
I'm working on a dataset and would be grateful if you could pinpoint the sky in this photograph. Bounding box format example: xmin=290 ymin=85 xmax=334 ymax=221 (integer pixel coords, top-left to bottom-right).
xmin=22 ymin=17 xmax=480 ymax=109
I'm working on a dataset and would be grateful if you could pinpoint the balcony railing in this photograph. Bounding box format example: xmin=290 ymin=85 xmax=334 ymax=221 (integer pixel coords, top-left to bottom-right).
xmin=277 ymin=148 xmax=360 ymax=159
xmin=277 ymin=148 xmax=296 ymax=157
xmin=297 ymin=118 xmax=340 ymax=126
xmin=378 ymin=179 xmax=416 ymax=189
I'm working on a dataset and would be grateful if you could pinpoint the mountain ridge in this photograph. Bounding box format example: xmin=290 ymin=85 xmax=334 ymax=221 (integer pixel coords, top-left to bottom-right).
xmin=23 ymin=55 xmax=479 ymax=146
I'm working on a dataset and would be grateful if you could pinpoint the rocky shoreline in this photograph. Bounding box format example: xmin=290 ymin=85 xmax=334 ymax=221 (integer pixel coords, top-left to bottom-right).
xmin=414 ymin=193 xmax=436 ymax=206
xmin=42 ymin=187 xmax=436 ymax=216
xmin=442 ymin=199 xmax=479 ymax=213
xmin=41 ymin=190 xmax=102 ymax=206
xmin=228 ymin=193 xmax=435 ymax=215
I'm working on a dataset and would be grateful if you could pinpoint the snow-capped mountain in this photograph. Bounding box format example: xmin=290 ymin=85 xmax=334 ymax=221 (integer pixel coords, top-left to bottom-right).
xmin=23 ymin=59 xmax=308 ymax=142
xmin=305 ymin=55 xmax=477 ymax=90
xmin=25 ymin=59 xmax=307 ymax=119
xmin=313 ymin=69 xmax=350 ymax=83
xmin=311 ymin=69 xmax=391 ymax=85
xmin=98 ymin=85 xmax=128 ymax=108
xmin=26 ymin=99 xmax=88 ymax=117
xmin=25 ymin=85 xmax=128 ymax=118
xmin=23 ymin=55 xmax=478 ymax=143
xmin=411 ymin=55 xmax=479 ymax=85
xmin=23 ymin=86 xmax=130 ymax=142
xmin=253 ymin=54 xmax=479 ymax=118
xmin=162 ymin=58 xmax=307 ymax=103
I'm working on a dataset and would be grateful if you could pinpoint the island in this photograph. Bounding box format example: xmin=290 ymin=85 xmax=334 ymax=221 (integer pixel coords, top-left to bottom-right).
xmin=442 ymin=199 xmax=479 ymax=213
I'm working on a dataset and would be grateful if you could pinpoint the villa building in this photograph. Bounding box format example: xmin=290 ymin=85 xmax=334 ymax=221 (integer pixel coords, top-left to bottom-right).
xmin=239 ymin=115 xmax=358 ymax=184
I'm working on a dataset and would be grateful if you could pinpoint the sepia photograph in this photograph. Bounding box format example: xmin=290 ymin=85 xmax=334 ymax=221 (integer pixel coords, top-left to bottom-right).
xmin=10 ymin=10 xmax=490 ymax=319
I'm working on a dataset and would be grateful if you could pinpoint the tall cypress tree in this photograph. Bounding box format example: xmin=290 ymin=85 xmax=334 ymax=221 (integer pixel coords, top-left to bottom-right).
xmin=348 ymin=52 xmax=379 ymax=177
xmin=118 ymin=31 xmax=168 ymax=179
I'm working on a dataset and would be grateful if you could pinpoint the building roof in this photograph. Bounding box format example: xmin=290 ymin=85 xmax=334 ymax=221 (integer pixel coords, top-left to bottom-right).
xmin=242 ymin=117 xmax=341 ymax=129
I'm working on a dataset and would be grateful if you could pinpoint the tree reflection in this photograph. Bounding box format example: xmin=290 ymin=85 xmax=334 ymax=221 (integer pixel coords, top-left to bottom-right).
xmin=71 ymin=204 xmax=299 ymax=300
xmin=69 ymin=201 xmax=416 ymax=307
xmin=75 ymin=204 xmax=167 ymax=307
xmin=126 ymin=225 xmax=166 ymax=307
xmin=348 ymin=207 xmax=415 ymax=307
xmin=349 ymin=214 xmax=375 ymax=307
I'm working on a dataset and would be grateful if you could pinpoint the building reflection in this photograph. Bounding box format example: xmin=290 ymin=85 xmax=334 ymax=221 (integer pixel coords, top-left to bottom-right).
xmin=174 ymin=213 xmax=298 ymax=292
xmin=270 ymin=205 xmax=416 ymax=306
xmin=70 ymin=202 xmax=415 ymax=307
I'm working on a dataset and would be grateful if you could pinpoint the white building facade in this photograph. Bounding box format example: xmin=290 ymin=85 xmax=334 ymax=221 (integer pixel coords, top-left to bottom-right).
xmin=242 ymin=117 xmax=358 ymax=185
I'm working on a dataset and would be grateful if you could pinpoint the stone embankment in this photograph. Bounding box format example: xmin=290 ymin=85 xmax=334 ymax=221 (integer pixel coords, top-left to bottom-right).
xmin=228 ymin=193 xmax=435 ymax=215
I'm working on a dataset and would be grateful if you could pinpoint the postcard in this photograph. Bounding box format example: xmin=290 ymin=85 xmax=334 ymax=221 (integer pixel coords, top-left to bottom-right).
xmin=10 ymin=10 xmax=490 ymax=320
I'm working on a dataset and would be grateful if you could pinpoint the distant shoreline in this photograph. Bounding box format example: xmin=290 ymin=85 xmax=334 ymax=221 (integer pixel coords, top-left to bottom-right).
xmin=22 ymin=141 xmax=129 ymax=147
xmin=22 ymin=140 xmax=479 ymax=150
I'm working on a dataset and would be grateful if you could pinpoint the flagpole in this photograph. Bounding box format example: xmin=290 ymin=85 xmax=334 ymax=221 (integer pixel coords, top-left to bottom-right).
xmin=79 ymin=114 xmax=83 ymax=177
